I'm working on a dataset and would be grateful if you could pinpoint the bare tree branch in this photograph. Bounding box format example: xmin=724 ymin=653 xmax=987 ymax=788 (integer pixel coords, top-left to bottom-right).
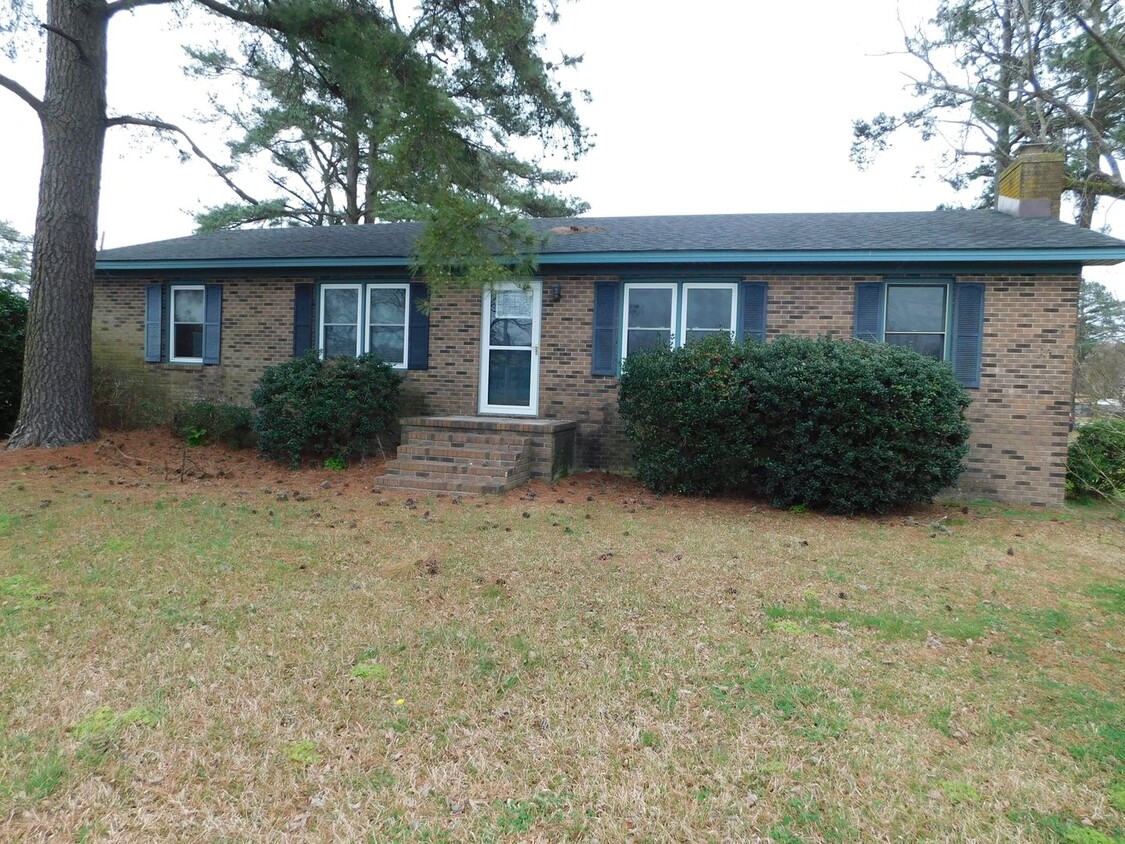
xmin=0 ymin=73 xmax=43 ymax=114
xmin=105 ymin=0 xmax=177 ymax=16
xmin=104 ymin=115 xmax=262 ymax=205
xmin=40 ymin=23 xmax=87 ymax=61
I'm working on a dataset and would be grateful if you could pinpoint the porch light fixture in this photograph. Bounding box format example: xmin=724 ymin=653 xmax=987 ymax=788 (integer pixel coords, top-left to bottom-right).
xmin=550 ymin=282 xmax=562 ymax=302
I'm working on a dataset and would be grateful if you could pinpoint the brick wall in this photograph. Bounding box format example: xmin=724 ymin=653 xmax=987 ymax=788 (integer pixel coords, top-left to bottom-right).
xmin=93 ymin=270 xmax=1078 ymax=505
xmin=92 ymin=278 xmax=304 ymax=423
xmin=961 ymin=273 xmax=1077 ymax=506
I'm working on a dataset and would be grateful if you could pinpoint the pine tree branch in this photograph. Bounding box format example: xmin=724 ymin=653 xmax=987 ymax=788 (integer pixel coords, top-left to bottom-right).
xmin=104 ymin=114 xmax=262 ymax=205
xmin=1067 ymin=1 xmax=1125 ymax=77
xmin=0 ymin=73 xmax=43 ymax=114
xmin=105 ymin=0 xmax=178 ymax=16
xmin=189 ymin=0 xmax=276 ymax=27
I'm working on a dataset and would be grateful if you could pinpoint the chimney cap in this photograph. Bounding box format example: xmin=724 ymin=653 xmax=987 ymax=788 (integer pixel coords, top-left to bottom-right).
xmin=1017 ymin=142 xmax=1052 ymax=157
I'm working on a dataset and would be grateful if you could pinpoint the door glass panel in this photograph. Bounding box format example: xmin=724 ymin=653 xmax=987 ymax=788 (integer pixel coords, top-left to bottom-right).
xmin=495 ymin=288 xmax=533 ymax=320
xmin=886 ymin=286 xmax=946 ymax=332
xmin=487 ymin=349 xmax=532 ymax=407
xmin=490 ymin=287 xmax=533 ymax=347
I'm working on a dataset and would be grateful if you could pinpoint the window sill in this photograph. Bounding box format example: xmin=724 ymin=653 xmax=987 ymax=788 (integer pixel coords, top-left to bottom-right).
xmin=161 ymin=362 xmax=206 ymax=371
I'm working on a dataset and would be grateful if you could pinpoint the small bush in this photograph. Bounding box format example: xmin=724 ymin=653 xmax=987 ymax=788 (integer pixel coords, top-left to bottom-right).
xmin=0 ymin=287 xmax=28 ymax=438
xmin=618 ymin=336 xmax=972 ymax=514
xmin=618 ymin=335 xmax=763 ymax=494
xmin=252 ymin=351 xmax=401 ymax=467
xmin=1067 ymin=418 xmax=1125 ymax=500
xmin=172 ymin=401 xmax=255 ymax=449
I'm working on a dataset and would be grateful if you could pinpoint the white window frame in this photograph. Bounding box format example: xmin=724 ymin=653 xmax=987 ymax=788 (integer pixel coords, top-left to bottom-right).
xmin=622 ymin=282 xmax=740 ymax=362
xmin=883 ymin=282 xmax=952 ymax=361
xmin=319 ymin=283 xmax=363 ymax=359
xmin=622 ymin=282 xmax=678 ymax=363
xmin=681 ymin=282 xmax=738 ymax=346
xmin=364 ymin=283 xmax=410 ymax=369
xmin=169 ymin=284 xmax=205 ymax=364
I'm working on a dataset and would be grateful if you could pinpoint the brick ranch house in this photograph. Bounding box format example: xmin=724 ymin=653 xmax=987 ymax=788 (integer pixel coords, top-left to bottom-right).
xmin=94 ymin=147 xmax=1125 ymax=505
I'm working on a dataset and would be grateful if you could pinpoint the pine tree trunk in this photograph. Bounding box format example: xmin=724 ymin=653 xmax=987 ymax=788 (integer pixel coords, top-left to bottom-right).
xmin=6 ymin=0 xmax=107 ymax=449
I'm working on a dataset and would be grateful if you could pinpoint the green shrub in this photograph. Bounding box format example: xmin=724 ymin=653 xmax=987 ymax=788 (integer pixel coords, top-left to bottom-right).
xmin=0 ymin=287 xmax=28 ymax=438
xmin=1067 ymin=418 xmax=1125 ymax=500
xmin=252 ymin=351 xmax=401 ymax=467
xmin=618 ymin=336 xmax=972 ymax=514
xmin=172 ymin=401 xmax=255 ymax=449
xmin=747 ymin=337 xmax=971 ymax=514
xmin=618 ymin=335 xmax=763 ymax=494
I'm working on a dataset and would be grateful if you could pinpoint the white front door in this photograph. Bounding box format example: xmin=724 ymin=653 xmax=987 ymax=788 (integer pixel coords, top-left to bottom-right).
xmin=479 ymin=281 xmax=541 ymax=416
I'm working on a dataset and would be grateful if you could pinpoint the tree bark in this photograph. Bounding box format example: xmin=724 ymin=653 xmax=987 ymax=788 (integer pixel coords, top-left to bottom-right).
xmin=6 ymin=0 xmax=107 ymax=448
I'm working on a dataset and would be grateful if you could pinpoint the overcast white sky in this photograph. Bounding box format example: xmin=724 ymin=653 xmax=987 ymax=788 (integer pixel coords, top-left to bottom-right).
xmin=1 ymin=0 xmax=1123 ymax=293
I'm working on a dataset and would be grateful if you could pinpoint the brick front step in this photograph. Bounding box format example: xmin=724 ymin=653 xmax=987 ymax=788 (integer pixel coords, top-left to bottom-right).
xmin=383 ymin=459 xmax=527 ymax=479
xmin=395 ymin=444 xmax=524 ymax=462
xmin=374 ymin=473 xmax=530 ymax=495
xmin=377 ymin=419 xmax=535 ymax=495
xmin=399 ymin=429 xmax=532 ymax=449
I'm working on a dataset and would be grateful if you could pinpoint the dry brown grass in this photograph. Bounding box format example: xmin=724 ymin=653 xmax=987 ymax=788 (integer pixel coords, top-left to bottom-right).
xmin=0 ymin=432 xmax=1123 ymax=842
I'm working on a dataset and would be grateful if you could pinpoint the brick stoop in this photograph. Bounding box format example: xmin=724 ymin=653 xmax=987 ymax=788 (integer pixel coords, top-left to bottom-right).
xmin=375 ymin=416 xmax=577 ymax=495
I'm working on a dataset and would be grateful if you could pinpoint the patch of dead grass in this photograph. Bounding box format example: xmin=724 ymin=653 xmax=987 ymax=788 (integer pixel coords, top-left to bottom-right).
xmin=0 ymin=433 xmax=1123 ymax=842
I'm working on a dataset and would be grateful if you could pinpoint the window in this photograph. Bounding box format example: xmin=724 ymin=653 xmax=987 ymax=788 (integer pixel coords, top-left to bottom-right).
xmin=592 ymin=281 xmax=763 ymax=375
xmin=320 ymin=284 xmax=362 ymax=359
xmin=884 ymin=284 xmax=947 ymax=359
xmin=623 ymin=282 xmax=737 ymax=360
xmin=682 ymin=283 xmax=737 ymax=345
xmin=854 ymin=280 xmax=985 ymax=388
xmin=317 ymin=282 xmax=414 ymax=368
xmin=169 ymin=285 xmax=205 ymax=363
xmin=146 ymin=284 xmax=221 ymax=365
xmin=624 ymin=283 xmax=677 ymax=356
xmin=366 ymin=284 xmax=409 ymax=368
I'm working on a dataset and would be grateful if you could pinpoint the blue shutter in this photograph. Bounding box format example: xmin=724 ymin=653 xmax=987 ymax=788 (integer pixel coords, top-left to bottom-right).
xmin=854 ymin=282 xmax=885 ymax=343
xmin=591 ymin=281 xmax=621 ymax=376
xmin=144 ymin=284 xmax=163 ymax=363
xmin=293 ymin=284 xmax=314 ymax=357
xmin=952 ymin=283 xmax=985 ymax=388
xmin=740 ymin=282 xmax=768 ymax=342
xmin=407 ymin=282 xmax=430 ymax=370
xmin=202 ymin=284 xmax=222 ymax=365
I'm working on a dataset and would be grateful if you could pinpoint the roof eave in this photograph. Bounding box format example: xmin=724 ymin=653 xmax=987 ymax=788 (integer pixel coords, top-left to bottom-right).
xmin=94 ymin=246 xmax=1125 ymax=273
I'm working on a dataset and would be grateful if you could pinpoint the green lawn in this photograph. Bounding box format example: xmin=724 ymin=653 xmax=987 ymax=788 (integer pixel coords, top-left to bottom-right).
xmin=1 ymin=447 xmax=1123 ymax=842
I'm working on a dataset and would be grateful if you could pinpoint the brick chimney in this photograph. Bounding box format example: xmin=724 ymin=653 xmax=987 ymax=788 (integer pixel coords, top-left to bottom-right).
xmin=996 ymin=143 xmax=1065 ymax=219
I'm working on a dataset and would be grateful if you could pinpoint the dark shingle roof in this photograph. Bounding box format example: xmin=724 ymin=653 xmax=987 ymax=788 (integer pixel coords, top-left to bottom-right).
xmin=95 ymin=210 xmax=1125 ymax=267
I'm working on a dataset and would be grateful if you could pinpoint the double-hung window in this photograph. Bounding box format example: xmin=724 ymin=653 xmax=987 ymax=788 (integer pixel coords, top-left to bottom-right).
xmin=854 ymin=279 xmax=985 ymax=388
xmin=622 ymin=281 xmax=738 ymax=360
xmin=367 ymin=285 xmax=409 ymax=368
xmin=883 ymin=283 xmax=948 ymax=360
xmin=169 ymin=285 xmax=206 ymax=364
xmin=319 ymin=282 xmax=411 ymax=368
